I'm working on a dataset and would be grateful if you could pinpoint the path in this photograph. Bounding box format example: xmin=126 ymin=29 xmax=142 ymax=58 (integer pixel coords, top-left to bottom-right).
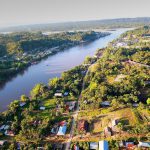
xmin=65 ymin=67 xmax=90 ymax=150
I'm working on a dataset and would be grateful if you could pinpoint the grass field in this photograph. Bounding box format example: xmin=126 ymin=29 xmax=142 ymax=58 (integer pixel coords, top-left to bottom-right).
xmin=78 ymin=107 xmax=149 ymax=134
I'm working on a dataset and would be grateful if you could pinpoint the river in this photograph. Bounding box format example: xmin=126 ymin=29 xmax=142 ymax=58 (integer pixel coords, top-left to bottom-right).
xmin=0 ymin=28 xmax=130 ymax=111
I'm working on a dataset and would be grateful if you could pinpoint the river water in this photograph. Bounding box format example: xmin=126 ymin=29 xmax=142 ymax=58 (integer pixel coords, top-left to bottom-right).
xmin=0 ymin=28 xmax=130 ymax=111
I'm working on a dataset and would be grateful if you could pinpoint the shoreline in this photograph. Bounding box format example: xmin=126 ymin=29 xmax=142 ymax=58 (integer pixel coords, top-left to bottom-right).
xmin=0 ymin=33 xmax=111 ymax=112
xmin=0 ymin=32 xmax=110 ymax=87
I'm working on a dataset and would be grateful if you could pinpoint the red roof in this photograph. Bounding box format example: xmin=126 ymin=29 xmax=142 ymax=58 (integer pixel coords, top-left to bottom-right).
xmin=127 ymin=144 xmax=135 ymax=150
xmin=59 ymin=121 xmax=66 ymax=126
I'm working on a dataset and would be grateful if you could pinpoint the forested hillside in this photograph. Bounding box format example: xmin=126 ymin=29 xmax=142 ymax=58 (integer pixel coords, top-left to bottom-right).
xmin=0 ymin=17 xmax=150 ymax=32
xmin=0 ymin=31 xmax=102 ymax=57
xmin=81 ymin=26 xmax=150 ymax=109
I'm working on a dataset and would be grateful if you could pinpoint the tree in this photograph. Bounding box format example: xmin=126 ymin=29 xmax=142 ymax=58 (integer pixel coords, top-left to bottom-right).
xmin=111 ymin=99 xmax=120 ymax=110
xmin=9 ymin=142 xmax=17 ymax=150
xmin=48 ymin=77 xmax=59 ymax=89
xmin=146 ymin=98 xmax=150 ymax=105
xmin=8 ymin=100 xmax=20 ymax=114
xmin=117 ymin=122 xmax=123 ymax=135
xmin=45 ymin=143 xmax=52 ymax=150
xmin=20 ymin=94 xmax=29 ymax=102
xmin=30 ymin=83 xmax=48 ymax=100
xmin=84 ymin=56 xmax=92 ymax=64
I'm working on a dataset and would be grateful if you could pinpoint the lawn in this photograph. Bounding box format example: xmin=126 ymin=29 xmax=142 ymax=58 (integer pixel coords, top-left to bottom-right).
xmin=78 ymin=107 xmax=145 ymax=134
xmin=78 ymin=108 xmax=110 ymax=120
xmin=43 ymin=98 xmax=56 ymax=109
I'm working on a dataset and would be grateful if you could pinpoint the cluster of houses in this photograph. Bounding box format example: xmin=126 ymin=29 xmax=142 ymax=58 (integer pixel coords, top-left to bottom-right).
xmin=0 ymin=124 xmax=15 ymax=137
xmin=119 ymin=141 xmax=150 ymax=150
xmin=15 ymin=47 xmax=59 ymax=62
xmin=111 ymin=36 xmax=139 ymax=48
xmin=54 ymin=91 xmax=69 ymax=97
xmin=73 ymin=140 xmax=150 ymax=150
xmin=73 ymin=140 xmax=109 ymax=150
xmin=54 ymin=91 xmax=77 ymax=112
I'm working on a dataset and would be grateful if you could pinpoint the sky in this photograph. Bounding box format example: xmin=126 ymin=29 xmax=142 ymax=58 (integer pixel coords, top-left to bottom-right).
xmin=0 ymin=0 xmax=150 ymax=28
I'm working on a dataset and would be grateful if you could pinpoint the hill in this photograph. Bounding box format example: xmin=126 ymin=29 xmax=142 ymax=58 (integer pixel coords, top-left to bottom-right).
xmin=0 ymin=17 xmax=150 ymax=32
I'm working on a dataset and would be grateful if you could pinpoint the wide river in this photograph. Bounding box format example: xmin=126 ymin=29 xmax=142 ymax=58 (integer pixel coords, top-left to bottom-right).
xmin=0 ymin=28 xmax=130 ymax=111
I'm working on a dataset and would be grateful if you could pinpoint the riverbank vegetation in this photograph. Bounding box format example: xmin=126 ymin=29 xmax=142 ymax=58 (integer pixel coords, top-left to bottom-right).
xmin=0 ymin=31 xmax=109 ymax=84
xmin=0 ymin=27 xmax=149 ymax=149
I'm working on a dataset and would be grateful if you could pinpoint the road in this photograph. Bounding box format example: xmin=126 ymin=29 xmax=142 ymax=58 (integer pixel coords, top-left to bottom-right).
xmin=128 ymin=60 xmax=150 ymax=68
xmin=65 ymin=67 xmax=90 ymax=150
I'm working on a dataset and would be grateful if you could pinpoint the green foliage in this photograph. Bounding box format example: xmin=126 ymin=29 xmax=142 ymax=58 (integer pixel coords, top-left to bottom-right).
xmin=0 ymin=31 xmax=100 ymax=57
xmin=80 ymin=27 xmax=150 ymax=110
xmin=30 ymin=83 xmax=49 ymax=100
xmin=146 ymin=98 xmax=150 ymax=105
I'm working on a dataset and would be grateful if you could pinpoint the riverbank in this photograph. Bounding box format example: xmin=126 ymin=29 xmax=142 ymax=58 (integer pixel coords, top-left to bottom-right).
xmin=0 ymin=31 xmax=110 ymax=85
xmin=0 ymin=27 xmax=149 ymax=149
xmin=0 ymin=29 xmax=129 ymax=112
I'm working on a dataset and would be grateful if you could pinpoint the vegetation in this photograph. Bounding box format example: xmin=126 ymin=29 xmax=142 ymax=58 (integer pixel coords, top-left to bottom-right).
xmin=0 ymin=31 xmax=108 ymax=84
xmin=0 ymin=27 xmax=150 ymax=149
xmin=1 ymin=17 xmax=150 ymax=32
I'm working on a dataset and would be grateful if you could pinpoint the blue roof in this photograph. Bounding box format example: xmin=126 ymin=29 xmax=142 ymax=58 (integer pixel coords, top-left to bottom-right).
xmin=57 ymin=125 xmax=67 ymax=135
xmin=99 ymin=140 xmax=109 ymax=150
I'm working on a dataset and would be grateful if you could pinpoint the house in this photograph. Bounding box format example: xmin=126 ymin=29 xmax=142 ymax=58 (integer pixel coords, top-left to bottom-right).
xmin=125 ymin=142 xmax=135 ymax=149
xmin=64 ymin=92 xmax=69 ymax=96
xmin=90 ymin=142 xmax=98 ymax=150
xmin=51 ymin=126 xmax=59 ymax=134
xmin=39 ymin=106 xmax=46 ymax=110
xmin=19 ymin=102 xmax=26 ymax=107
xmin=5 ymin=130 xmax=15 ymax=136
xmin=0 ymin=140 xmax=7 ymax=146
xmin=112 ymin=119 xmax=118 ymax=126
xmin=37 ymin=147 xmax=44 ymax=150
xmin=57 ymin=125 xmax=67 ymax=136
xmin=0 ymin=125 xmax=10 ymax=131
xmin=101 ymin=101 xmax=110 ymax=107
xmin=142 ymin=34 xmax=150 ymax=38
xmin=138 ymin=142 xmax=150 ymax=148
xmin=65 ymin=101 xmax=76 ymax=111
xmin=73 ymin=145 xmax=79 ymax=150
xmin=116 ymin=42 xmax=128 ymax=47
xmin=4 ymin=125 xmax=10 ymax=130
xmin=54 ymin=93 xmax=63 ymax=97
xmin=0 ymin=125 xmax=5 ymax=131
xmin=99 ymin=140 xmax=109 ymax=150
xmin=32 ymin=120 xmax=41 ymax=126
xmin=59 ymin=121 xmax=67 ymax=126
xmin=132 ymin=103 xmax=139 ymax=107
xmin=104 ymin=127 xmax=112 ymax=137
xmin=119 ymin=141 xmax=126 ymax=148
xmin=77 ymin=120 xmax=88 ymax=132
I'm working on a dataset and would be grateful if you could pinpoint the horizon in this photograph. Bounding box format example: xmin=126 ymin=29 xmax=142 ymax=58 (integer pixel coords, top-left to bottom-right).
xmin=0 ymin=16 xmax=150 ymax=29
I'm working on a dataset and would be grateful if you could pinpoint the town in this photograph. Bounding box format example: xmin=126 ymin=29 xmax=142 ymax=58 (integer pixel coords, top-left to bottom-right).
xmin=0 ymin=26 xmax=149 ymax=149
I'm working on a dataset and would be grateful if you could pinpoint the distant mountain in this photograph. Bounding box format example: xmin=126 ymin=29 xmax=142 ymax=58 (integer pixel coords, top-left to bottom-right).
xmin=0 ymin=17 xmax=150 ymax=32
